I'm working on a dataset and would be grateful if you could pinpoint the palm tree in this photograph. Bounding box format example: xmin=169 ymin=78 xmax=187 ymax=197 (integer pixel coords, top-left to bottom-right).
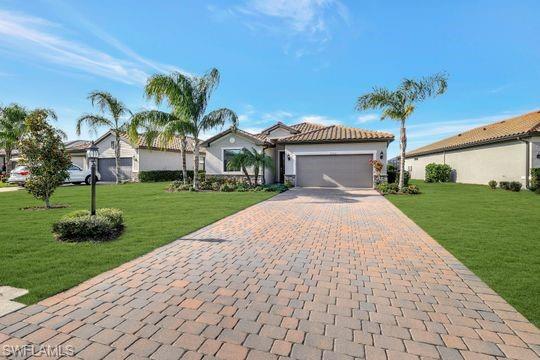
xmin=0 ymin=104 xmax=27 ymax=174
xmin=144 ymin=69 xmax=238 ymax=190
xmin=356 ymin=73 xmax=448 ymax=190
xmin=227 ymin=149 xmax=252 ymax=185
xmin=243 ymin=148 xmax=274 ymax=185
xmin=129 ymin=111 xmax=191 ymax=184
xmin=76 ymin=91 xmax=131 ymax=184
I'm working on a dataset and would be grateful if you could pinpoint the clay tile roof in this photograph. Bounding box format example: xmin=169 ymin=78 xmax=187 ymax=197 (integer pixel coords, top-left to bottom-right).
xmin=65 ymin=140 xmax=93 ymax=152
xmin=289 ymin=122 xmax=327 ymax=133
xmin=131 ymin=133 xmax=205 ymax=153
xmin=278 ymin=125 xmax=394 ymax=144
xmin=406 ymin=110 xmax=540 ymax=157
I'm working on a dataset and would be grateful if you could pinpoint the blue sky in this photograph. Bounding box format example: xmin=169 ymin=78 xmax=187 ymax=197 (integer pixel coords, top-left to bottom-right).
xmin=0 ymin=0 xmax=539 ymax=157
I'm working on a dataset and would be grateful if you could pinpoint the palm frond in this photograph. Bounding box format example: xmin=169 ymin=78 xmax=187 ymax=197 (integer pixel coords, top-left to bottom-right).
xmin=201 ymin=108 xmax=238 ymax=134
xmin=76 ymin=114 xmax=112 ymax=136
xmin=88 ymin=91 xmax=130 ymax=119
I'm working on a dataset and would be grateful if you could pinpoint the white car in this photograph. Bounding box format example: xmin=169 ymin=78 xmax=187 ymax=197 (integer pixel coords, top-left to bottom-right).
xmin=8 ymin=164 xmax=101 ymax=186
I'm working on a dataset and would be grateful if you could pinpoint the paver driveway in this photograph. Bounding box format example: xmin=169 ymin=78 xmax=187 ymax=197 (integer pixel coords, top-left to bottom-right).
xmin=1 ymin=188 xmax=539 ymax=360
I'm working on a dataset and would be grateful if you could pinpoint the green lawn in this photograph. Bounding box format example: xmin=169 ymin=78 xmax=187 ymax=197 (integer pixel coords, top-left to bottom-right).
xmin=387 ymin=180 xmax=540 ymax=327
xmin=0 ymin=183 xmax=276 ymax=304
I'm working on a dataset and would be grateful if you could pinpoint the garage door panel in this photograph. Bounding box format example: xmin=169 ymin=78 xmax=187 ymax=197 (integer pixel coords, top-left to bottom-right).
xmin=98 ymin=158 xmax=132 ymax=182
xmin=296 ymin=154 xmax=373 ymax=188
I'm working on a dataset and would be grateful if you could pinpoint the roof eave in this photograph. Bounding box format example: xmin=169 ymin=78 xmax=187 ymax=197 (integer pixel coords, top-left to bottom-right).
xmin=278 ymin=137 xmax=394 ymax=145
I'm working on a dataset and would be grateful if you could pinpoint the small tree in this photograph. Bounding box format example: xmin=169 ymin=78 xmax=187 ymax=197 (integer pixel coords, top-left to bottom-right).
xmin=227 ymin=150 xmax=252 ymax=185
xmin=243 ymin=148 xmax=274 ymax=185
xmin=18 ymin=109 xmax=71 ymax=208
xmin=0 ymin=104 xmax=27 ymax=174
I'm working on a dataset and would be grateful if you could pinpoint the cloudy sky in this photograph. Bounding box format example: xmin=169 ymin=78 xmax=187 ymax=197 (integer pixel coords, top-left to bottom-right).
xmin=1 ymin=0 xmax=539 ymax=156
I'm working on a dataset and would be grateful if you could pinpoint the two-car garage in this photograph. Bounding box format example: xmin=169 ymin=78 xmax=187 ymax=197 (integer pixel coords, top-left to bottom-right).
xmin=295 ymin=154 xmax=374 ymax=188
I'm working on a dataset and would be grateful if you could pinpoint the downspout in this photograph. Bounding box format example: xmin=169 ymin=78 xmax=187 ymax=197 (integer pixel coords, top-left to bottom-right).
xmin=518 ymin=137 xmax=530 ymax=189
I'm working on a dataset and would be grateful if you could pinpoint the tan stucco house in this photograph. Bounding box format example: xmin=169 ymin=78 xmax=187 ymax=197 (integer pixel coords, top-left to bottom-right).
xmin=202 ymin=121 xmax=394 ymax=188
xmin=405 ymin=110 xmax=540 ymax=187
xmin=92 ymin=130 xmax=205 ymax=182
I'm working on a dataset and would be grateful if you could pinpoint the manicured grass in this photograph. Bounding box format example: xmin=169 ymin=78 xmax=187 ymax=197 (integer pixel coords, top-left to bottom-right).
xmin=387 ymin=180 xmax=540 ymax=327
xmin=0 ymin=183 xmax=276 ymax=304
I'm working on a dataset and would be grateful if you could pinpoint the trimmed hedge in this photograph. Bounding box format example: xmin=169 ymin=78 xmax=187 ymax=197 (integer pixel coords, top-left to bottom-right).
xmin=52 ymin=208 xmax=124 ymax=242
xmin=425 ymin=163 xmax=452 ymax=183
xmin=530 ymin=168 xmax=540 ymax=192
xmin=139 ymin=170 xmax=205 ymax=182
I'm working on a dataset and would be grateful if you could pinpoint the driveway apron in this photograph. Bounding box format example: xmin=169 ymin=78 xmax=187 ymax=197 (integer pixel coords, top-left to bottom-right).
xmin=0 ymin=188 xmax=538 ymax=359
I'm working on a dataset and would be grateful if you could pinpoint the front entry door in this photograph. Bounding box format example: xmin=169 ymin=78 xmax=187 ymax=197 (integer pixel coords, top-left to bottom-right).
xmin=279 ymin=151 xmax=285 ymax=183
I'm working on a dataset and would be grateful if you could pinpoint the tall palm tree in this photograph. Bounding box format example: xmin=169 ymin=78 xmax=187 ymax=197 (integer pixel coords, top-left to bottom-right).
xmin=0 ymin=104 xmax=27 ymax=174
xmin=356 ymin=73 xmax=448 ymax=190
xmin=243 ymin=148 xmax=274 ymax=185
xmin=129 ymin=111 xmax=191 ymax=184
xmin=76 ymin=91 xmax=131 ymax=184
xmin=144 ymin=69 xmax=238 ymax=190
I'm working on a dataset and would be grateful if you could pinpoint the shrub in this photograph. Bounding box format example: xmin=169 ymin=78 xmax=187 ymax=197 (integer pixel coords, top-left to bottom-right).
xmin=219 ymin=183 xmax=235 ymax=192
xmin=387 ymin=168 xmax=409 ymax=186
xmin=425 ymin=163 xmax=452 ymax=183
xmin=167 ymin=181 xmax=196 ymax=192
xmin=401 ymin=184 xmax=421 ymax=195
xmin=488 ymin=180 xmax=497 ymax=190
xmin=376 ymin=182 xmax=399 ymax=194
xmin=139 ymin=170 xmax=205 ymax=183
xmin=52 ymin=208 xmax=124 ymax=242
xmin=499 ymin=181 xmax=510 ymax=190
xmin=262 ymin=184 xmax=288 ymax=193
xmin=530 ymin=168 xmax=540 ymax=192
xmin=235 ymin=183 xmax=250 ymax=192
xmin=509 ymin=181 xmax=522 ymax=192
xmin=284 ymin=180 xmax=294 ymax=188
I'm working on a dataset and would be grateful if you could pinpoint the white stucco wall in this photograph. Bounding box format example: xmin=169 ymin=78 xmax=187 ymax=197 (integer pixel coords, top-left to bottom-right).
xmin=96 ymin=133 xmax=137 ymax=159
xmin=205 ymin=133 xmax=264 ymax=176
xmin=138 ymin=149 xmax=196 ymax=171
xmin=284 ymin=142 xmax=389 ymax=176
xmin=405 ymin=140 xmax=528 ymax=184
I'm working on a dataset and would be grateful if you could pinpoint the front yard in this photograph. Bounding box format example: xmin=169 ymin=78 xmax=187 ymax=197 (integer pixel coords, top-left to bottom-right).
xmin=0 ymin=183 xmax=276 ymax=304
xmin=387 ymin=180 xmax=540 ymax=327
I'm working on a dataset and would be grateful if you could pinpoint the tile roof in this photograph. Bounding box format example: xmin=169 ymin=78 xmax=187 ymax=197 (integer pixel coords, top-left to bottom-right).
xmin=277 ymin=125 xmax=394 ymax=144
xmin=406 ymin=110 xmax=540 ymax=157
xmin=130 ymin=133 xmax=204 ymax=153
xmin=65 ymin=140 xmax=92 ymax=152
xmin=289 ymin=122 xmax=327 ymax=133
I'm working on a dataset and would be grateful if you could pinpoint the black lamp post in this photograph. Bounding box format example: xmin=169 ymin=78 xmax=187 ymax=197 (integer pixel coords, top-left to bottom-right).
xmin=86 ymin=142 xmax=99 ymax=216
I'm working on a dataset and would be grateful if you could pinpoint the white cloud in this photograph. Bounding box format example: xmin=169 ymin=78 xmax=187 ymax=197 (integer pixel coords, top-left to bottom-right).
xmin=297 ymin=114 xmax=341 ymax=126
xmin=0 ymin=9 xmax=182 ymax=85
xmin=357 ymin=113 xmax=378 ymax=123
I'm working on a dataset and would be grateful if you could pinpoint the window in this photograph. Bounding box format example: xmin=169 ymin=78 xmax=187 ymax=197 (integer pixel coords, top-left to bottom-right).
xmin=223 ymin=149 xmax=241 ymax=172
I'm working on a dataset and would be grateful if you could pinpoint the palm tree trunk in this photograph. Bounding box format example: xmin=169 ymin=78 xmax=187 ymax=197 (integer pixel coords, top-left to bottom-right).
xmin=193 ymin=138 xmax=200 ymax=190
xmin=5 ymin=146 xmax=13 ymax=174
xmin=254 ymin=165 xmax=259 ymax=186
xmin=262 ymin=163 xmax=266 ymax=185
xmin=180 ymin=137 xmax=187 ymax=184
xmin=398 ymin=119 xmax=407 ymax=191
xmin=242 ymin=167 xmax=252 ymax=186
xmin=114 ymin=133 xmax=121 ymax=184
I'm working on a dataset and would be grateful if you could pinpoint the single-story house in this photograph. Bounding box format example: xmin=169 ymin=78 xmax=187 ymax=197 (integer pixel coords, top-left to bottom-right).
xmin=201 ymin=121 xmax=394 ymax=188
xmin=405 ymin=110 xmax=540 ymax=186
xmin=93 ymin=130 xmax=205 ymax=182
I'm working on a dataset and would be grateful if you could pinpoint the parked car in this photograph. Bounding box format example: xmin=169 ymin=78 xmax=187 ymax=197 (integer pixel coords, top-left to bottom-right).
xmin=8 ymin=164 xmax=101 ymax=186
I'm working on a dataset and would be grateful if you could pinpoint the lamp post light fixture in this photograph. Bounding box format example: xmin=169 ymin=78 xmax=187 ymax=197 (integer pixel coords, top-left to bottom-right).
xmin=86 ymin=142 xmax=99 ymax=216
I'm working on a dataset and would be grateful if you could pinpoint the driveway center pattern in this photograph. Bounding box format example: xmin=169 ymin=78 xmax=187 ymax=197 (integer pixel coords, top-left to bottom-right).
xmin=1 ymin=188 xmax=538 ymax=359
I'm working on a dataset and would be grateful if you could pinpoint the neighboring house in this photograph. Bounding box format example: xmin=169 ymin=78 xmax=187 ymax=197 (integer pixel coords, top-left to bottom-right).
xmin=93 ymin=130 xmax=205 ymax=182
xmin=202 ymin=122 xmax=394 ymax=188
xmin=405 ymin=110 xmax=540 ymax=186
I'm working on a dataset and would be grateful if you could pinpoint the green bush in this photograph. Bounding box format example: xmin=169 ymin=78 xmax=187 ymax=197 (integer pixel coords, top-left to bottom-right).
xmin=387 ymin=168 xmax=409 ymax=186
xmin=167 ymin=181 xmax=195 ymax=192
xmin=139 ymin=170 xmax=205 ymax=182
xmin=261 ymin=184 xmax=288 ymax=193
xmin=52 ymin=208 xmax=124 ymax=242
xmin=376 ymin=182 xmax=399 ymax=194
xmin=402 ymin=184 xmax=421 ymax=195
xmin=488 ymin=180 xmax=497 ymax=190
xmin=425 ymin=163 xmax=452 ymax=183
xmin=499 ymin=181 xmax=510 ymax=190
xmin=530 ymin=168 xmax=540 ymax=192
xmin=509 ymin=181 xmax=522 ymax=192
xmin=235 ymin=183 xmax=250 ymax=192
xmin=284 ymin=180 xmax=294 ymax=188
xmin=219 ymin=183 xmax=235 ymax=192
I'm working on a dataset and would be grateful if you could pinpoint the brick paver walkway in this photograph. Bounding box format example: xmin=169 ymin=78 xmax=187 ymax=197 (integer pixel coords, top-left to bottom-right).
xmin=1 ymin=188 xmax=538 ymax=359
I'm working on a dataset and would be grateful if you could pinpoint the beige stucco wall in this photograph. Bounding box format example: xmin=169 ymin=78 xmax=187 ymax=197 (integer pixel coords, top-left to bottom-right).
xmin=138 ymin=149 xmax=196 ymax=171
xmin=405 ymin=140 xmax=528 ymax=184
xmin=284 ymin=142 xmax=389 ymax=176
xmin=205 ymin=132 xmax=264 ymax=176
xmin=96 ymin=133 xmax=137 ymax=159
xmin=70 ymin=154 xmax=87 ymax=170
xmin=267 ymin=128 xmax=294 ymax=140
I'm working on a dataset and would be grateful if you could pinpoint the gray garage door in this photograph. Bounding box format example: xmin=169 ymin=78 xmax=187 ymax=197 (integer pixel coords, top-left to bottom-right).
xmin=296 ymin=154 xmax=373 ymax=188
xmin=98 ymin=157 xmax=133 ymax=182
